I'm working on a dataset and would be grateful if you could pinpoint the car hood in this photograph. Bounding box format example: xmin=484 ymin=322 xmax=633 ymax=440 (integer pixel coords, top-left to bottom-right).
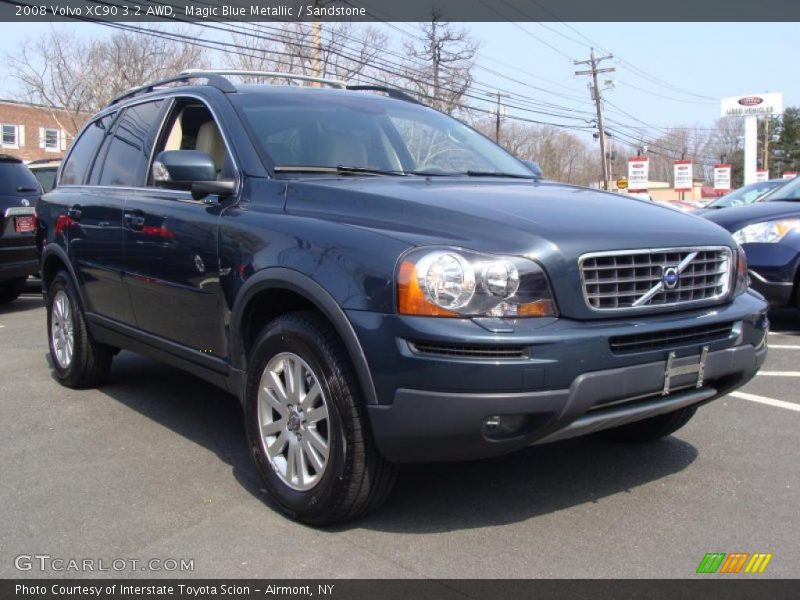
xmin=286 ymin=177 xmax=734 ymax=253
xmin=285 ymin=177 xmax=737 ymax=319
xmin=702 ymin=201 xmax=800 ymax=233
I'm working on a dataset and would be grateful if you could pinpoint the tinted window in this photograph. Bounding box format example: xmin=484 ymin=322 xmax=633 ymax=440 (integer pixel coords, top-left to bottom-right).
xmin=60 ymin=113 xmax=115 ymax=186
xmin=0 ymin=161 xmax=41 ymax=195
xmin=98 ymin=100 xmax=163 ymax=187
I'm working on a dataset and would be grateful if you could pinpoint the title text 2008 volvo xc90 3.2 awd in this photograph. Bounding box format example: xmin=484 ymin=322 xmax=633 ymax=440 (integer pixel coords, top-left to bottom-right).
xmin=36 ymin=71 xmax=768 ymax=524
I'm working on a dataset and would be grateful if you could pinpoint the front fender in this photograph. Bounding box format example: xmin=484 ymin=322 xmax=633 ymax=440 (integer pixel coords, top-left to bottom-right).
xmin=229 ymin=267 xmax=379 ymax=406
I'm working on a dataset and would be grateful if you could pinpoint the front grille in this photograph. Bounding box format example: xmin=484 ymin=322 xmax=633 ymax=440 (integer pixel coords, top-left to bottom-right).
xmin=580 ymin=247 xmax=731 ymax=311
xmin=609 ymin=321 xmax=734 ymax=353
xmin=407 ymin=341 xmax=528 ymax=360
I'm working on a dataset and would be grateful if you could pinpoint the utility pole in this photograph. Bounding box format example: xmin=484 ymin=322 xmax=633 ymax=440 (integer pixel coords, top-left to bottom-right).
xmin=575 ymin=48 xmax=615 ymax=190
xmin=487 ymin=91 xmax=510 ymax=143
xmin=763 ymin=116 xmax=770 ymax=174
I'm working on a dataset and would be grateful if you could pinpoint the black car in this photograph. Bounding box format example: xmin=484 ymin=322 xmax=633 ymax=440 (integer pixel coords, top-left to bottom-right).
xmin=0 ymin=155 xmax=40 ymax=304
xmin=36 ymin=71 xmax=768 ymax=524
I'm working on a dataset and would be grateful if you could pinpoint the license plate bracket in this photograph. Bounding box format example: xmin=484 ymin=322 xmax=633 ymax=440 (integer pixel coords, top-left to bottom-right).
xmin=663 ymin=345 xmax=709 ymax=396
xmin=14 ymin=216 xmax=35 ymax=233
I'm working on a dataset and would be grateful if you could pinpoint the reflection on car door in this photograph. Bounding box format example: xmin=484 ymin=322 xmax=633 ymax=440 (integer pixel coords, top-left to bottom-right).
xmin=122 ymin=99 xmax=234 ymax=357
xmin=60 ymin=112 xmax=137 ymax=324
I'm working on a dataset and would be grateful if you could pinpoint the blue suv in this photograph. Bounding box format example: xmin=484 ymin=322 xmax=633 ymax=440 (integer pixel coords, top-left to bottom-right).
xmin=704 ymin=176 xmax=800 ymax=309
xmin=36 ymin=71 xmax=768 ymax=524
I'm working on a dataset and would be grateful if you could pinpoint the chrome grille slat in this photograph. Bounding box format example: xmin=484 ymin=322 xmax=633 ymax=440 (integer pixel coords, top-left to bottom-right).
xmin=580 ymin=247 xmax=732 ymax=312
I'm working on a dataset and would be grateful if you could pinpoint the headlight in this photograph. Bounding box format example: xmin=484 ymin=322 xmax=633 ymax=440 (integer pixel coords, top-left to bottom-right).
xmin=734 ymin=245 xmax=749 ymax=296
xmin=397 ymin=247 xmax=557 ymax=317
xmin=732 ymin=219 xmax=800 ymax=244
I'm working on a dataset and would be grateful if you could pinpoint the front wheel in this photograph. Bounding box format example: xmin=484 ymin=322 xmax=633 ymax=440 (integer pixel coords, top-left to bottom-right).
xmin=47 ymin=271 xmax=113 ymax=388
xmin=600 ymin=406 xmax=697 ymax=443
xmin=245 ymin=311 xmax=397 ymax=525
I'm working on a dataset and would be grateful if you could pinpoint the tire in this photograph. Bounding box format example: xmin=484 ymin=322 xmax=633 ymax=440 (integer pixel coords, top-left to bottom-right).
xmin=600 ymin=406 xmax=697 ymax=443
xmin=47 ymin=271 xmax=113 ymax=388
xmin=0 ymin=277 xmax=26 ymax=305
xmin=245 ymin=311 xmax=397 ymax=525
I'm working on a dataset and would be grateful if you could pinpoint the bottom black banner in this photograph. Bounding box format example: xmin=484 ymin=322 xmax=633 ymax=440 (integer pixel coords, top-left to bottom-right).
xmin=3 ymin=579 xmax=800 ymax=600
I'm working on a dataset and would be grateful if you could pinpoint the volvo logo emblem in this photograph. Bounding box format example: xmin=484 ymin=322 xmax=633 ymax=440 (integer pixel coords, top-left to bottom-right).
xmin=20 ymin=198 xmax=30 ymax=207
xmin=662 ymin=266 xmax=680 ymax=289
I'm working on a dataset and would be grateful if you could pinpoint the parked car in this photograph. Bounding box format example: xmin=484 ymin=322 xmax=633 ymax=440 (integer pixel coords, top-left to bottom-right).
xmin=0 ymin=155 xmax=40 ymax=304
xmin=704 ymin=177 xmax=800 ymax=308
xmin=694 ymin=179 xmax=787 ymax=215
xmin=27 ymin=159 xmax=62 ymax=193
xmin=37 ymin=71 xmax=768 ymax=524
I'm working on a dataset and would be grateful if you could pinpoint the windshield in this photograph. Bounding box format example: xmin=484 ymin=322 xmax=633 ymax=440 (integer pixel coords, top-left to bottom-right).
xmin=707 ymin=180 xmax=783 ymax=208
xmin=0 ymin=161 xmax=41 ymax=195
xmin=232 ymin=91 xmax=533 ymax=177
xmin=31 ymin=167 xmax=58 ymax=192
xmin=765 ymin=176 xmax=800 ymax=202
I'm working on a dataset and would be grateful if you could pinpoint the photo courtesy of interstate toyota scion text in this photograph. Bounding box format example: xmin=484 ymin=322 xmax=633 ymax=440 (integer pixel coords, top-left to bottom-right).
xmin=35 ymin=70 xmax=769 ymax=525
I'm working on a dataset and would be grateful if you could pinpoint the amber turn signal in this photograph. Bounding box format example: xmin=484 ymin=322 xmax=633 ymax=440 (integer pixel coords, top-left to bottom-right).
xmin=397 ymin=260 xmax=458 ymax=317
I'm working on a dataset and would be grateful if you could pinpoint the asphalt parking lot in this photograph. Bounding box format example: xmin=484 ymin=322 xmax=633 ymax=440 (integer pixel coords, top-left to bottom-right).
xmin=1 ymin=290 xmax=798 ymax=579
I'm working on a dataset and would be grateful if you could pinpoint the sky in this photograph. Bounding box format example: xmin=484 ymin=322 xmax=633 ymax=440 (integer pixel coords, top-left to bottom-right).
xmin=0 ymin=21 xmax=797 ymax=150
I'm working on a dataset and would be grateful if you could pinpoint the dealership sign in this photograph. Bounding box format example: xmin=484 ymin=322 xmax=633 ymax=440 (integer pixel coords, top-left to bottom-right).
xmin=714 ymin=164 xmax=732 ymax=192
xmin=628 ymin=157 xmax=649 ymax=191
xmin=756 ymin=169 xmax=769 ymax=183
xmin=783 ymin=171 xmax=798 ymax=179
xmin=673 ymin=160 xmax=693 ymax=192
xmin=721 ymin=93 xmax=783 ymax=118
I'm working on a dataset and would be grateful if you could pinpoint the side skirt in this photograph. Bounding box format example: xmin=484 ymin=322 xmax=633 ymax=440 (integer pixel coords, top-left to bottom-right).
xmin=86 ymin=313 xmax=235 ymax=395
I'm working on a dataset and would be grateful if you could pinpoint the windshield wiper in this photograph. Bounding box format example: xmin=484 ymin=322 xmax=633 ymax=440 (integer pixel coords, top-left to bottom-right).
xmin=463 ymin=170 xmax=535 ymax=179
xmin=273 ymin=165 xmax=406 ymax=177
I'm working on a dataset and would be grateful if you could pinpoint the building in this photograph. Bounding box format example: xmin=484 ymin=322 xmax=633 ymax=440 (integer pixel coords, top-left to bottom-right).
xmin=0 ymin=99 xmax=88 ymax=163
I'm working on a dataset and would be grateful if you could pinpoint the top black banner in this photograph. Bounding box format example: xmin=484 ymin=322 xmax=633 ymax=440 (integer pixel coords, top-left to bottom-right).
xmin=0 ymin=0 xmax=798 ymax=22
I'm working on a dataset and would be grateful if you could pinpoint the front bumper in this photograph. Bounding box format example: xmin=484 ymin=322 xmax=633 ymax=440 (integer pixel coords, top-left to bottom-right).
xmin=349 ymin=291 xmax=769 ymax=463
xmin=748 ymin=269 xmax=794 ymax=307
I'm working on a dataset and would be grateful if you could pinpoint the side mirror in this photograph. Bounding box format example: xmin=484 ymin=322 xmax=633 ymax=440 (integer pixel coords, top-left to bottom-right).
xmin=153 ymin=150 xmax=235 ymax=200
xmin=521 ymin=159 xmax=543 ymax=178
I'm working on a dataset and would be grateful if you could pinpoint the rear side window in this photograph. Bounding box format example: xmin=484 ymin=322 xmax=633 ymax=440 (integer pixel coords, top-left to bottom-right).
xmin=60 ymin=113 xmax=115 ymax=186
xmin=98 ymin=100 xmax=163 ymax=187
xmin=0 ymin=161 xmax=41 ymax=195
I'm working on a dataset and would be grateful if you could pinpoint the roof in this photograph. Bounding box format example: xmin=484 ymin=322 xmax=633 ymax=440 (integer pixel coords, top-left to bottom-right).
xmin=105 ymin=71 xmax=420 ymax=109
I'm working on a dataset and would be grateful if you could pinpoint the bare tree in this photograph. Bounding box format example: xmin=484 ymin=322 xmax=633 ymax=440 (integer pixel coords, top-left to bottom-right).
xmin=224 ymin=23 xmax=389 ymax=85
xmin=474 ymin=118 xmax=601 ymax=185
xmin=403 ymin=12 xmax=478 ymax=114
xmin=6 ymin=27 xmax=204 ymax=137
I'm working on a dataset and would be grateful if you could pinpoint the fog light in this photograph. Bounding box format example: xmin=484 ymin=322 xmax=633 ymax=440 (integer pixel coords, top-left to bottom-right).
xmin=483 ymin=416 xmax=502 ymax=431
xmin=482 ymin=414 xmax=529 ymax=439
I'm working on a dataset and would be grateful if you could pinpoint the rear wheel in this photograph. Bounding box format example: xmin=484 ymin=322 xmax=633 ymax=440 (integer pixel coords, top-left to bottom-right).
xmin=47 ymin=271 xmax=113 ymax=388
xmin=600 ymin=406 xmax=697 ymax=443
xmin=245 ymin=311 xmax=397 ymax=525
xmin=0 ymin=277 xmax=26 ymax=305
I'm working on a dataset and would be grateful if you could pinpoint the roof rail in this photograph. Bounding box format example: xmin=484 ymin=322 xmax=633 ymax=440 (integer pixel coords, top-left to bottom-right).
xmin=345 ymin=85 xmax=422 ymax=104
xmin=181 ymin=69 xmax=347 ymax=89
xmin=107 ymin=72 xmax=236 ymax=107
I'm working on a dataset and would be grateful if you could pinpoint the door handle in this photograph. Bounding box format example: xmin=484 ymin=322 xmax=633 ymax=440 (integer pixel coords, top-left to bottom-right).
xmin=67 ymin=205 xmax=82 ymax=220
xmin=123 ymin=210 xmax=145 ymax=231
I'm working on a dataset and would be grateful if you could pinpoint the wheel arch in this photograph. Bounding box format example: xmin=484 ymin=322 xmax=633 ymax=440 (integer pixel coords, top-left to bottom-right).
xmin=230 ymin=268 xmax=379 ymax=406
xmin=40 ymin=245 xmax=83 ymax=305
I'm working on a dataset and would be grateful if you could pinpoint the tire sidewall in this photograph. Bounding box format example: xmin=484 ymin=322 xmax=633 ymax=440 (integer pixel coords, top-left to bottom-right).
xmin=47 ymin=273 xmax=80 ymax=382
xmin=245 ymin=319 xmax=349 ymax=520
